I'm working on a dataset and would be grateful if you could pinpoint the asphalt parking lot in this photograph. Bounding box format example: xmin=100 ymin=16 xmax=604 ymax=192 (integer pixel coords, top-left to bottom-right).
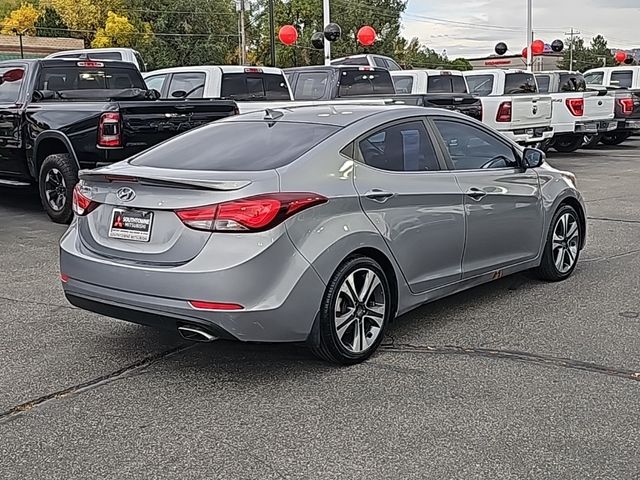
xmin=1 ymin=141 xmax=639 ymax=479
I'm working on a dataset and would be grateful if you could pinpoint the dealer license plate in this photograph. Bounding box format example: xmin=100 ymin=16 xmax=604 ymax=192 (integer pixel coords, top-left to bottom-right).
xmin=108 ymin=208 xmax=153 ymax=242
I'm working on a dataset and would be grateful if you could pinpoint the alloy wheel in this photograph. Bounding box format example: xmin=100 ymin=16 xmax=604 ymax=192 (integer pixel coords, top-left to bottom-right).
xmin=334 ymin=268 xmax=386 ymax=354
xmin=552 ymin=212 xmax=580 ymax=274
xmin=44 ymin=168 xmax=67 ymax=212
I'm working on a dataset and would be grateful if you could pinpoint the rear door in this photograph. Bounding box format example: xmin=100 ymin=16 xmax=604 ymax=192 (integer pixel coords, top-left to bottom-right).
xmin=352 ymin=118 xmax=465 ymax=293
xmin=431 ymin=117 xmax=543 ymax=278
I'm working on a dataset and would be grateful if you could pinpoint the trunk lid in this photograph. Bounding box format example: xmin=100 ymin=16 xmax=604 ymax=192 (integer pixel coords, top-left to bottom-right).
xmin=76 ymin=164 xmax=278 ymax=266
xmin=510 ymin=95 xmax=552 ymax=126
xmin=583 ymin=91 xmax=615 ymax=121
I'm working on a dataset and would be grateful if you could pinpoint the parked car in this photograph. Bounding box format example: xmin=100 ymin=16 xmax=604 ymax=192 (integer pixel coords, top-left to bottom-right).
xmin=60 ymin=105 xmax=586 ymax=365
xmin=0 ymin=58 xmax=237 ymax=223
xmin=390 ymin=69 xmax=483 ymax=121
xmin=464 ymin=69 xmax=553 ymax=145
xmin=286 ymin=65 xmax=482 ymax=120
xmin=331 ymin=54 xmax=403 ymax=71
xmin=583 ymin=66 xmax=640 ymax=146
xmin=46 ymin=48 xmax=146 ymax=71
xmin=534 ymin=71 xmax=616 ymax=152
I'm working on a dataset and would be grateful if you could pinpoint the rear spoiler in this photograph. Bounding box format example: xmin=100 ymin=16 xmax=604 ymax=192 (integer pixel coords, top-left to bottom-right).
xmin=78 ymin=170 xmax=252 ymax=191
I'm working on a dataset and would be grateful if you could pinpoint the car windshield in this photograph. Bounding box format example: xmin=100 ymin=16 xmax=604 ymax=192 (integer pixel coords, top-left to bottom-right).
xmin=37 ymin=65 xmax=145 ymax=90
xmin=337 ymin=69 xmax=395 ymax=96
xmin=129 ymin=121 xmax=341 ymax=171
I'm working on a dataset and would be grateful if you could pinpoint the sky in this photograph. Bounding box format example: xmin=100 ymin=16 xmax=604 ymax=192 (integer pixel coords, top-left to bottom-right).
xmin=402 ymin=0 xmax=640 ymax=58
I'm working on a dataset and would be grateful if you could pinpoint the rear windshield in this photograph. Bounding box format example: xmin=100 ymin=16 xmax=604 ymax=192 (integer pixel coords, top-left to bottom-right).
xmin=332 ymin=57 xmax=368 ymax=66
xmin=129 ymin=121 xmax=341 ymax=171
xmin=37 ymin=66 xmax=145 ymax=90
xmin=392 ymin=75 xmax=414 ymax=93
xmin=504 ymin=73 xmax=537 ymax=94
xmin=338 ymin=69 xmax=395 ymax=97
xmin=559 ymin=74 xmax=586 ymax=92
xmin=293 ymin=72 xmax=330 ymax=100
xmin=584 ymin=71 xmax=604 ymax=85
xmin=535 ymin=75 xmax=550 ymax=93
xmin=466 ymin=75 xmax=494 ymax=96
xmin=220 ymin=73 xmax=290 ymax=101
xmin=611 ymin=71 xmax=633 ymax=88
xmin=427 ymin=75 xmax=468 ymax=93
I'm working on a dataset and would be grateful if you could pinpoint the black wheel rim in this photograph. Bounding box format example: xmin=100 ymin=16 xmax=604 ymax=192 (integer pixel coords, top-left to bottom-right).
xmin=44 ymin=168 xmax=67 ymax=212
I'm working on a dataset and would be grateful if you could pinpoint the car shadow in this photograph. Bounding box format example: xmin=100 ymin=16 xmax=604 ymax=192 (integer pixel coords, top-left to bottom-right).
xmin=0 ymin=186 xmax=43 ymax=214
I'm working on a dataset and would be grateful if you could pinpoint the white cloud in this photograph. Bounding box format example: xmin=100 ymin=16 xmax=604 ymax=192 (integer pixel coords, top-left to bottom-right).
xmin=402 ymin=0 xmax=639 ymax=58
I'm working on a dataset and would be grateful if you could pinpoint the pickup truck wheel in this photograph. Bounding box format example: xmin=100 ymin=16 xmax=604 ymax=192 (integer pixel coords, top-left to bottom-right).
xmin=600 ymin=132 xmax=631 ymax=146
xmin=553 ymin=135 xmax=583 ymax=153
xmin=582 ymin=134 xmax=602 ymax=149
xmin=38 ymin=153 xmax=78 ymax=224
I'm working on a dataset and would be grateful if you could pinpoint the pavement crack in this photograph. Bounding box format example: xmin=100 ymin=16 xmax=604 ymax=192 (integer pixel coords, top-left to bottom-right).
xmin=379 ymin=343 xmax=640 ymax=382
xmin=0 ymin=345 xmax=193 ymax=422
xmin=587 ymin=216 xmax=640 ymax=225
xmin=582 ymin=248 xmax=640 ymax=263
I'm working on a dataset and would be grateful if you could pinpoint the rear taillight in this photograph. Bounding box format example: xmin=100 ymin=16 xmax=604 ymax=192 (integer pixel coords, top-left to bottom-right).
xmin=618 ymin=97 xmax=634 ymax=116
xmin=98 ymin=112 xmax=122 ymax=148
xmin=176 ymin=193 xmax=327 ymax=232
xmin=565 ymin=98 xmax=584 ymax=117
xmin=496 ymin=101 xmax=512 ymax=122
xmin=60 ymin=273 xmax=69 ymax=283
xmin=72 ymin=184 xmax=99 ymax=216
xmin=188 ymin=301 xmax=244 ymax=311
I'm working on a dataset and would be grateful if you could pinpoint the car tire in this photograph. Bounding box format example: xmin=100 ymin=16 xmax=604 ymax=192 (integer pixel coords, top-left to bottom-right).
xmin=311 ymin=255 xmax=392 ymax=365
xmin=533 ymin=204 xmax=582 ymax=282
xmin=38 ymin=153 xmax=78 ymax=224
xmin=600 ymin=131 xmax=631 ymax=146
xmin=553 ymin=135 xmax=583 ymax=153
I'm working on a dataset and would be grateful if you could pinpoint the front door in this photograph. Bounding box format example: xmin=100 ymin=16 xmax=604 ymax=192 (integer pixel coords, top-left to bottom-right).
xmin=353 ymin=118 xmax=466 ymax=294
xmin=432 ymin=117 xmax=544 ymax=278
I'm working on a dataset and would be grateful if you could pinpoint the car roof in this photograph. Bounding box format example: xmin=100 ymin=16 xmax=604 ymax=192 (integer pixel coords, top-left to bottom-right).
xmin=220 ymin=104 xmax=459 ymax=127
xmin=142 ymin=65 xmax=285 ymax=77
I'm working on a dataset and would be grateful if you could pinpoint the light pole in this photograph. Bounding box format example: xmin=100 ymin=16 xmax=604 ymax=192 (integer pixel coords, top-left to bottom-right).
xmin=269 ymin=0 xmax=276 ymax=67
xmin=323 ymin=0 xmax=331 ymax=65
xmin=526 ymin=0 xmax=533 ymax=71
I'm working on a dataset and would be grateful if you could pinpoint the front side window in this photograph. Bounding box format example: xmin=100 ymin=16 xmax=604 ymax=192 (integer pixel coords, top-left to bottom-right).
xmin=559 ymin=74 xmax=586 ymax=92
xmin=358 ymin=120 xmax=440 ymax=172
xmin=293 ymin=72 xmax=329 ymax=100
xmin=392 ymin=75 xmax=414 ymax=94
xmin=504 ymin=73 xmax=537 ymax=94
xmin=584 ymin=71 xmax=604 ymax=85
xmin=168 ymin=72 xmax=205 ymax=98
xmin=145 ymin=74 xmax=167 ymax=93
xmin=466 ymin=75 xmax=494 ymax=96
xmin=434 ymin=119 xmax=518 ymax=170
xmin=0 ymin=67 xmax=25 ymax=103
xmin=611 ymin=71 xmax=633 ymax=88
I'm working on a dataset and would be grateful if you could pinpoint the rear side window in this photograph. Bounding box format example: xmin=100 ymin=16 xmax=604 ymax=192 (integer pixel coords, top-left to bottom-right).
xmin=338 ymin=69 xmax=395 ymax=96
xmin=584 ymin=71 xmax=604 ymax=85
xmin=385 ymin=58 xmax=402 ymax=71
xmin=293 ymin=72 xmax=329 ymax=100
xmin=611 ymin=71 xmax=633 ymax=88
xmin=168 ymin=72 xmax=205 ymax=98
xmin=536 ymin=75 xmax=550 ymax=93
xmin=466 ymin=75 xmax=494 ymax=96
xmin=559 ymin=74 xmax=586 ymax=92
xmin=129 ymin=121 xmax=341 ymax=171
xmin=392 ymin=75 xmax=414 ymax=93
xmin=504 ymin=73 xmax=537 ymax=94
xmin=427 ymin=75 xmax=467 ymax=93
xmin=374 ymin=57 xmax=387 ymax=68
xmin=37 ymin=66 xmax=145 ymax=90
xmin=221 ymin=73 xmax=290 ymax=101
xmin=0 ymin=67 xmax=25 ymax=102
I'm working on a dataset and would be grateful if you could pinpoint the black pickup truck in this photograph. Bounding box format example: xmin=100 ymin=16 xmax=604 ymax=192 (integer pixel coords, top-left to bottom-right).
xmin=0 ymin=58 xmax=238 ymax=223
xmin=284 ymin=65 xmax=483 ymax=121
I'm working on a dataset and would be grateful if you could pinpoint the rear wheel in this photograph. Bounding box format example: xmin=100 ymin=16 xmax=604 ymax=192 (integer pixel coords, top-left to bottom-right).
xmin=582 ymin=134 xmax=602 ymax=148
xmin=38 ymin=153 xmax=78 ymax=224
xmin=533 ymin=205 xmax=582 ymax=282
xmin=311 ymin=256 xmax=392 ymax=365
xmin=600 ymin=131 xmax=631 ymax=146
xmin=553 ymin=135 xmax=583 ymax=153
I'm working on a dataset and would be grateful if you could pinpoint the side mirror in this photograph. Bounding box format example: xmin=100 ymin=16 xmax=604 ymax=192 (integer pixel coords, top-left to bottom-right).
xmin=522 ymin=147 xmax=545 ymax=169
xmin=171 ymin=90 xmax=187 ymax=98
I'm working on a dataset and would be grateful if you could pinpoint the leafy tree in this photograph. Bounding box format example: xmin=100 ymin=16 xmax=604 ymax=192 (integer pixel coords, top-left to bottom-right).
xmin=1 ymin=3 xmax=40 ymax=35
xmin=92 ymin=11 xmax=149 ymax=48
xmin=35 ymin=6 xmax=69 ymax=37
xmin=0 ymin=0 xmax=22 ymax=20
xmin=559 ymin=34 xmax=617 ymax=71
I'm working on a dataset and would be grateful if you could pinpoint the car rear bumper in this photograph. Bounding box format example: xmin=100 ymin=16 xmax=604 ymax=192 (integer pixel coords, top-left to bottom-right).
xmin=503 ymin=127 xmax=554 ymax=144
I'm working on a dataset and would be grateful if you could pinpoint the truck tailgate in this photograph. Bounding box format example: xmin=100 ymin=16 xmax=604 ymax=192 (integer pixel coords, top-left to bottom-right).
xmin=584 ymin=92 xmax=615 ymax=121
xmin=511 ymin=95 xmax=552 ymax=126
xmin=118 ymin=100 xmax=238 ymax=156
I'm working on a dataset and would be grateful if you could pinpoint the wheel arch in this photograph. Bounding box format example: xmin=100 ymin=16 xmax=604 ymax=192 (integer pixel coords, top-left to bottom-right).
xmin=33 ymin=132 xmax=79 ymax=179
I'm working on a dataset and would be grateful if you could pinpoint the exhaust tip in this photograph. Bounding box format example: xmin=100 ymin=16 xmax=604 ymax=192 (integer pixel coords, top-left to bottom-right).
xmin=177 ymin=325 xmax=218 ymax=343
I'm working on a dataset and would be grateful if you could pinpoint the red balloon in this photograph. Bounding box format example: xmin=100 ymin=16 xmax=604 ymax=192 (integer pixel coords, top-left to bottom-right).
xmin=357 ymin=26 xmax=376 ymax=46
xmin=278 ymin=25 xmax=298 ymax=46
xmin=522 ymin=47 xmax=528 ymax=58
xmin=615 ymin=50 xmax=627 ymax=63
xmin=531 ymin=40 xmax=545 ymax=55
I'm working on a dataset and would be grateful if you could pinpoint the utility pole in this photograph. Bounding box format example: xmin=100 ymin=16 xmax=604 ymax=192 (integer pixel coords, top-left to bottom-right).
xmin=268 ymin=0 xmax=276 ymax=67
xmin=323 ymin=0 xmax=331 ymax=65
xmin=239 ymin=0 xmax=246 ymax=65
xmin=526 ymin=0 xmax=532 ymax=72
xmin=564 ymin=27 xmax=581 ymax=71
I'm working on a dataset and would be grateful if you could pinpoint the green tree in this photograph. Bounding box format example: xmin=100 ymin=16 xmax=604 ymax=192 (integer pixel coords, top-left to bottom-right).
xmin=559 ymin=34 xmax=616 ymax=71
xmin=35 ymin=6 xmax=69 ymax=37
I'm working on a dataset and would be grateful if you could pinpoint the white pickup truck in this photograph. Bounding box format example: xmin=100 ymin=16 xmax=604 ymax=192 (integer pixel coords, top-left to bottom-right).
xmin=534 ymin=71 xmax=616 ymax=152
xmin=464 ymin=69 xmax=553 ymax=145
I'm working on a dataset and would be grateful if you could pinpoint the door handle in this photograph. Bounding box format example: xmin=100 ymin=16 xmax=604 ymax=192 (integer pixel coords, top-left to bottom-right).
xmin=364 ymin=189 xmax=396 ymax=203
xmin=466 ymin=187 xmax=487 ymax=201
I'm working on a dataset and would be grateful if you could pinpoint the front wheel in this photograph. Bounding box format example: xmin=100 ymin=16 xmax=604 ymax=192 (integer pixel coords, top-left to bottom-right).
xmin=38 ymin=153 xmax=78 ymax=224
xmin=533 ymin=205 xmax=582 ymax=282
xmin=600 ymin=131 xmax=631 ymax=146
xmin=311 ymin=256 xmax=392 ymax=365
xmin=553 ymin=135 xmax=584 ymax=153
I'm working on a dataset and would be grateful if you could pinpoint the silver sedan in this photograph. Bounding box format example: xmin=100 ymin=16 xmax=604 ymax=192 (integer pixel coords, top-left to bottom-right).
xmin=60 ymin=105 xmax=586 ymax=364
